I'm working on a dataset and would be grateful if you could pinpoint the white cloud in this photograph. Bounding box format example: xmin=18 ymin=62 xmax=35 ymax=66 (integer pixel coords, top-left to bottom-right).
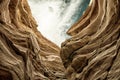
xmin=28 ymin=0 xmax=90 ymax=46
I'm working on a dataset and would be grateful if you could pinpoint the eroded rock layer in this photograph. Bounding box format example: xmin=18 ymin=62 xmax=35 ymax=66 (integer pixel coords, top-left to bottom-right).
xmin=61 ymin=0 xmax=120 ymax=80
xmin=0 ymin=0 xmax=65 ymax=80
xmin=1 ymin=0 xmax=120 ymax=80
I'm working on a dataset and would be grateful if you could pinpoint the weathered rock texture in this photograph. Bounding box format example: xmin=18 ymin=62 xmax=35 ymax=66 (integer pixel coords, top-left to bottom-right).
xmin=0 ymin=0 xmax=65 ymax=80
xmin=61 ymin=0 xmax=120 ymax=80
xmin=0 ymin=0 xmax=120 ymax=80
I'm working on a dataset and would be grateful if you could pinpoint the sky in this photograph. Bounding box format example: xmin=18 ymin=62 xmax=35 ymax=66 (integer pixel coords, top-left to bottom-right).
xmin=28 ymin=0 xmax=90 ymax=46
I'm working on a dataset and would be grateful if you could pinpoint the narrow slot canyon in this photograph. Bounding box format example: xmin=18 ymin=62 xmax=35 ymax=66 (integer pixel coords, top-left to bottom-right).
xmin=0 ymin=0 xmax=120 ymax=80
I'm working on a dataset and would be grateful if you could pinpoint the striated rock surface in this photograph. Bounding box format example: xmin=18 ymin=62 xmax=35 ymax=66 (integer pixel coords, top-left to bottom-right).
xmin=61 ymin=0 xmax=120 ymax=80
xmin=0 ymin=0 xmax=120 ymax=80
xmin=0 ymin=0 xmax=65 ymax=80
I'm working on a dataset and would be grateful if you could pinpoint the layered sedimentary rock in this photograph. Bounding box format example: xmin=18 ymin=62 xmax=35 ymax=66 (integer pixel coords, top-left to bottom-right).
xmin=61 ymin=0 xmax=120 ymax=80
xmin=0 ymin=0 xmax=120 ymax=80
xmin=0 ymin=0 xmax=65 ymax=80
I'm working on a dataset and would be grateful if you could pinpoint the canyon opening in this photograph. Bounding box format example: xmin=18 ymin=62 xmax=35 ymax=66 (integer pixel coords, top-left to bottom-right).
xmin=0 ymin=0 xmax=120 ymax=80
xmin=28 ymin=0 xmax=90 ymax=46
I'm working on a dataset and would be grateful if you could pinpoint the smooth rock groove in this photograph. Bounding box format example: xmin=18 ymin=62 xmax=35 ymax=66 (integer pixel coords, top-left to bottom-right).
xmin=60 ymin=0 xmax=120 ymax=80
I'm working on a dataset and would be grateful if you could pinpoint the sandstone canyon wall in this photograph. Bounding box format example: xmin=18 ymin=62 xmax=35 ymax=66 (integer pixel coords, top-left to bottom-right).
xmin=0 ymin=0 xmax=65 ymax=80
xmin=61 ymin=0 xmax=120 ymax=80
xmin=0 ymin=0 xmax=120 ymax=80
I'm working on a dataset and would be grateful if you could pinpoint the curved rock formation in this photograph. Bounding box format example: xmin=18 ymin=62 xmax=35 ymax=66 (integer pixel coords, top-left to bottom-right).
xmin=0 ymin=0 xmax=65 ymax=80
xmin=0 ymin=0 xmax=120 ymax=80
xmin=61 ymin=0 xmax=120 ymax=80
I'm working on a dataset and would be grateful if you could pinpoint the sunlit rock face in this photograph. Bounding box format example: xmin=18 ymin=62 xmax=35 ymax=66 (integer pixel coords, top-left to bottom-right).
xmin=28 ymin=0 xmax=90 ymax=46
xmin=61 ymin=0 xmax=120 ymax=80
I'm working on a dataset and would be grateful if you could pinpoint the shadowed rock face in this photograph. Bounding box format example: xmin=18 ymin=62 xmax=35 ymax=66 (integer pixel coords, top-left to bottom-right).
xmin=0 ymin=69 xmax=12 ymax=80
xmin=61 ymin=0 xmax=120 ymax=80
xmin=0 ymin=0 xmax=120 ymax=80
xmin=0 ymin=0 xmax=65 ymax=80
